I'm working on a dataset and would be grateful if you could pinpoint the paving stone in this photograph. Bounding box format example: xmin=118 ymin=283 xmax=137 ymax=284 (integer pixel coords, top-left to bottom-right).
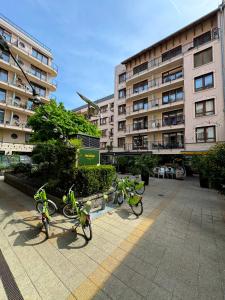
xmin=146 ymin=282 xmax=173 ymax=300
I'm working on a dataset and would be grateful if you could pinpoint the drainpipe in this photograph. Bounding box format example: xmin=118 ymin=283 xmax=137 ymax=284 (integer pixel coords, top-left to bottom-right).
xmin=219 ymin=1 xmax=225 ymax=111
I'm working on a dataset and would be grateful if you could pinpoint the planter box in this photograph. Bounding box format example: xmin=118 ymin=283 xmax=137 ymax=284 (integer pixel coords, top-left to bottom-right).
xmin=4 ymin=173 xmax=113 ymax=212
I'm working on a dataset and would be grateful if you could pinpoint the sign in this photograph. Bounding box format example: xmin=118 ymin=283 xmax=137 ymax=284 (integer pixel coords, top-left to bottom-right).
xmin=78 ymin=148 xmax=99 ymax=165
xmin=181 ymin=151 xmax=208 ymax=155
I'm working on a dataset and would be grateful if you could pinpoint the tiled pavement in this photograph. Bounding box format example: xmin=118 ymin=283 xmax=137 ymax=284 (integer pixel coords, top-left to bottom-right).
xmin=0 ymin=176 xmax=225 ymax=299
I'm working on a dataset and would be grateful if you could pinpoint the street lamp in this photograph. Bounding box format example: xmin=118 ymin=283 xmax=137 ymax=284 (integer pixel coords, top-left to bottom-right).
xmin=0 ymin=35 xmax=41 ymax=105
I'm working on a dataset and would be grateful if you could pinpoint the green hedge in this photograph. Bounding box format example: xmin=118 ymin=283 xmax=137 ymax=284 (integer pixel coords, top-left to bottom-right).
xmin=73 ymin=165 xmax=115 ymax=197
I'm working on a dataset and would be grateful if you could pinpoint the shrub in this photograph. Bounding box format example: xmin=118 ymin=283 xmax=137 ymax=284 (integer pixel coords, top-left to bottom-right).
xmin=14 ymin=163 xmax=32 ymax=174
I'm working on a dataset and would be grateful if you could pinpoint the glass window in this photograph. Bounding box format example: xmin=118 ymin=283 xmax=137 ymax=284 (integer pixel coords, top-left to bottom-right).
xmin=133 ymin=135 xmax=148 ymax=150
xmin=0 ymin=50 xmax=10 ymax=63
xmin=162 ymin=46 xmax=182 ymax=62
xmin=0 ymin=109 xmax=4 ymax=124
xmin=162 ymin=88 xmax=184 ymax=104
xmin=119 ymin=72 xmax=126 ymax=83
xmin=0 ymin=68 xmax=8 ymax=82
xmin=133 ymin=98 xmax=148 ymax=111
xmin=0 ymin=27 xmax=11 ymax=42
xmin=193 ymin=31 xmax=211 ymax=48
xmin=194 ymin=73 xmax=213 ymax=91
xmin=118 ymin=88 xmax=126 ymax=99
xmin=31 ymin=82 xmax=46 ymax=97
xmin=196 ymin=126 xmax=216 ymax=142
xmin=118 ymin=121 xmax=126 ymax=131
xmin=118 ymin=138 xmax=125 ymax=148
xmin=32 ymin=49 xmax=48 ymax=65
xmin=133 ymin=62 xmax=148 ymax=75
xmin=162 ymin=110 xmax=184 ymax=126
xmin=100 ymin=118 xmax=107 ymax=125
xmin=133 ymin=80 xmax=148 ymax=94
xmin=0 ymin=88 xmax=6 ymax=102
xmin=118 ymin=104 xmax=126 ymax=115
xmin=194 ymin=47 xmax=213 ymax=68
xmin=31 ymin=65 xmax=47 ymax=81
xmin=163 ymin=131 xmax=184 ymax=148
xmin=133 ymin=116 xmax=148 ymax=130
xmin=195 ymin=99 xmax=215 ymax=117
xmin=162 ymin=68 xmax=183 ymax=83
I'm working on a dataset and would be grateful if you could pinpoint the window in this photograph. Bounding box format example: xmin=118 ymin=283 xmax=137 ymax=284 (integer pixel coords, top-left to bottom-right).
xmin=109 ymin=128 xmax=113 ymax=136
xmin=133 ymin=116 xmax=148 ymax=130
xmin=163 ymin=132 xmax=184 ymax=148
xmin=118 ymin=88 xmax=126 ymax=99
xmin=133 ymin=98 xmax=148 ymax=111
xmin=25 ymin=133 xmax=31 ymax=143
xmin=118 ymin=138 xmax=125 ymax=148
xmin=0 ymin=88 xmax=6 ymax=102
xmin=91 ymin=120 xmax=98 ymax=126
xmin=133 ymin=135 xmax=148 ymax=150
xmin=133 ymin=80 xmax=148 ymax=94
xmin=162 ymin=46 xmax=182 ymax=62
xmin=162 ymin=110 xmax=184 ymax=126
xmin=162 ymin=68 xmax=183 ymax=83
xmin=194 ymin=47 xmax=213 ymax=68
xmin=102 ymin=129 xmax=107 ymax=137
xmin=100 ymin=142 xmax=107 ymax=149
xmin=31 ymin=65 xmax=47 ymax=81
xmin=162 ymin=88 xmax=184 ymax=104
xmin=194 ymin=72 xmax=214 ymax=91
xmin=0 ymin=50 xmax=10 ymax=63
xmin=110 ymin=103 xmax=114 ymax=110
xmin=0 ymin=109 xmax=4 ymax=124
xmin=195 ymin=99 xmax=215 ymax=117
xmin=0 ymin=68 xmax=8 ymax=82
xmin=11 ymin=133 xmax=18 ymax=139
xmin=119 ymin=72 xmax=126 ymax=83
xmin=196 ymin=126 xmax=216 ymax=143
xmin=100 ymin=117 xmax=107 ymax=125
xmin=31 ymin=82 xmax=46 ymax=97
xmin=193 ymin=31 xmax=211 ymax=48
xmin=0 ymin=27 xmax=11 ymax=42
xmin=26 ymin=99 xmax=34 ymax=111
xmin=110 ymin=115 xmax=114 ymax=123
xmin=100 ymin=105 xmax=108 ymax=113
xmin=118 ymin=104 xmax=126 ymax=115
xmin=133 ymin=62 xmax=148 ymax=75
xmin=118 ymin=121 xmax=126 ymax=131
xmin=32 ymin=49 xmax=48 ymax=65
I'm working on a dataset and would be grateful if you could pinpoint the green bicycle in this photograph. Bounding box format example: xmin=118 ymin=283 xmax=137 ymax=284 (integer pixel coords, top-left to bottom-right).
xmin=63 ymin=187 xmax=92 ymax=241
xmin=116 ymin=177 xmax=143 ymax=216
xmin=34 ymin=183 xmax=55 ymax=239
xmin=112 ymin=176 xmax=145 ymax=195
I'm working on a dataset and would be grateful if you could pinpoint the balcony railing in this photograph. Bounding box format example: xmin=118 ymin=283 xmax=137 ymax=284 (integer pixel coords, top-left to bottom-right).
xmin=0 ymin=120 xmax=32 ymax=130
xmin=126 ymin=116 xmax=184 ymax=133
xmin=126 ymin=96 xmax=184 ymax=115
xmin=0 ymin=98 xmax=36 ymax=112
xmin=125 ymin=27 xmax=219 ymax=81
xmin=124 ymin=141 xmax=184 ymax=151
xmin=126 ymin=72 xmax=183 ymax=99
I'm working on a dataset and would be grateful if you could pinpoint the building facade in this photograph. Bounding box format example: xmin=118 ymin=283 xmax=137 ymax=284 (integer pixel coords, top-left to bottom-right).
xmin=74 ymin=5 xmax=225 ymax=157
xmin=0 ymin=14 xmax=57 ymax=155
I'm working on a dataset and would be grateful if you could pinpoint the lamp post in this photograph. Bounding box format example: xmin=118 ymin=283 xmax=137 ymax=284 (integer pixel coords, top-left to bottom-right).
xmin=0 ymin=35 xmax=41 ymax=105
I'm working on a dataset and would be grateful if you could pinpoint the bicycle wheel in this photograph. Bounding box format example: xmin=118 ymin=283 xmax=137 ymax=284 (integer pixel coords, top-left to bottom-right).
xmin=36 ymin=200 xmax=57 ymax=216
xmin=43 ymin=218 xmax=50 ymax=239
xmin=63 ymin=203 xmax=78 ymax=219
xmin=117 ymin=193 xmax=124 ymax=205
xmin=135 ymin=184 xmax=145 ymax=195
xmin=111 ymin=180 xmax=117 ymax=193
xmin=130 ymin=200 xmax=143 ymax=217
xmin=82 ymin=220 xmax=92 ymax=241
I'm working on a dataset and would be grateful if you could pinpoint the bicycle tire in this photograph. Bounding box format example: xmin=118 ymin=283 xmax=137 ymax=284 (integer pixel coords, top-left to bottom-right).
xmin=117 ymin=194 xmax=124 ymax=205
xmin=36 ymin=200 xmax=57 ymax=216
xmin=135 ymin=184 xmax=145 ymax=195
xmin=82 ymin=221 xmax=92 ymax=241
xmin=130 ymin=200 xmax=143 ymax=217
xmin=43 ymin=219 xmax=50 ymax=239
xmin=62 ymin=203 xmax=78 ymax=219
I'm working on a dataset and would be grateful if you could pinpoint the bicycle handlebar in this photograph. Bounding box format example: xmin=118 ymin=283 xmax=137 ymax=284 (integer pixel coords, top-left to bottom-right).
xmin=36 ymin=183 xmax=48 ymax=193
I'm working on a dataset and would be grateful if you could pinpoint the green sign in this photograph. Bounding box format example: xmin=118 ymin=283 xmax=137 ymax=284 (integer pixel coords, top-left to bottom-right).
xmin=78 ymin=148 xmax=99 ymax=165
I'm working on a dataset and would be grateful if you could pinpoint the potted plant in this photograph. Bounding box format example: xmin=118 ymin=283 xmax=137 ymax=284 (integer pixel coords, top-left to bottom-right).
xmin=134 ymin=154 xmax=159 ymax=185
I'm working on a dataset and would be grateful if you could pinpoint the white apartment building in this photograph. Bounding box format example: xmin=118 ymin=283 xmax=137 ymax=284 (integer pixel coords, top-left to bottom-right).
xmin=0 ymin=14 xmax=57 ymax=155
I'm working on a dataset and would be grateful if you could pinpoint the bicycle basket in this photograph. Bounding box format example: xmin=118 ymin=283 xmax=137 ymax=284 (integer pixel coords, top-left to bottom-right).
xmin=128 ymin=194 xmax=142 ymax=206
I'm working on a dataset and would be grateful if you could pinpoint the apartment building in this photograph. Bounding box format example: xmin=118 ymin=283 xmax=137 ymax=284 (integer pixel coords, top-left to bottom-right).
xmin=0 ymin=14 xmax=57 ymax=155
xmin=74 ymin=4 xmax=225 ymax=158
xmin=73 ymin=94 xmax=115 ymax=151
xmin=114 ymin=5 xmax=225 ymax=155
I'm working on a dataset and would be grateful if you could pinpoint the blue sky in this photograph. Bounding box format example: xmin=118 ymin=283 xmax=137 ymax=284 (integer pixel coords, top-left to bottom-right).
xmin=1 ymin=0 xmax=220 ymax=109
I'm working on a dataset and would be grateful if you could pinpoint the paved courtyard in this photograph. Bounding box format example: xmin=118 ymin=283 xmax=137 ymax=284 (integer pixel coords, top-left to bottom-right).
xmin=0 ymin=176 xmax=225 ymax=300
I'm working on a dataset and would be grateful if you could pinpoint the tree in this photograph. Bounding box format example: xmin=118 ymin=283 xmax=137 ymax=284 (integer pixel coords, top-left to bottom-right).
xmin=28 ymin=100 xmax=101 ymax=142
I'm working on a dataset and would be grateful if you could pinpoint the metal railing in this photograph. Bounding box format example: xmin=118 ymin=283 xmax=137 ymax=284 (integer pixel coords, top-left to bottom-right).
xmin=0 ymin=120 xmax=32 ymax=130
xmin=125 ymin=27 xmax=219 ymax=81
xmin=0 ymin=98 xmax=35 ymax=112
xmin=124 ymin=141 xmax=184 ymax=151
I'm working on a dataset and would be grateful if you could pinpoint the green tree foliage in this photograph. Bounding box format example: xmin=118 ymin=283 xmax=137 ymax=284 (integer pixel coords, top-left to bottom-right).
xmin=134 ymin=154 xmax=159 ymax=176
xmin=28 ymin=100 xmax=100 ymax=142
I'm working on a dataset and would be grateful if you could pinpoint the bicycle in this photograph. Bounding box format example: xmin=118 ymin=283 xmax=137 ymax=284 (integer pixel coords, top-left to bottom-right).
xmin=116 ymin=177 xmax=143 ymax=217
xmin=35 ymin=183 xmax=58 ymax=216
xmin=34 ymin=184 xmax=55 ymax=239
xmin=62 ymin=187 xmax=92 ymax=241
xmin=62 ymin=184 xmax=83 ymax=219
xmin=112 ymin=176 xmax=145 ymax=195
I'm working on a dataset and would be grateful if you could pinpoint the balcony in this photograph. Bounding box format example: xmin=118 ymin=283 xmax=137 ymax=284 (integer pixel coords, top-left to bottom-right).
xmin=126 ymin=116 xmax=184 ymax=134
xmin=124 ymin=141 xmax=184 ymax=152
xmin=0 ymin=98 xmax=35 ymax=114
xmin=125 ymin=27 xmax=219 ymax=83
xmin=0 ymin=120 xmax=32 ymax=132
xmin=126 ymin=96 xmax=184 ymax=116
xmin=126 ymin=73 xmax=183 ymax=100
